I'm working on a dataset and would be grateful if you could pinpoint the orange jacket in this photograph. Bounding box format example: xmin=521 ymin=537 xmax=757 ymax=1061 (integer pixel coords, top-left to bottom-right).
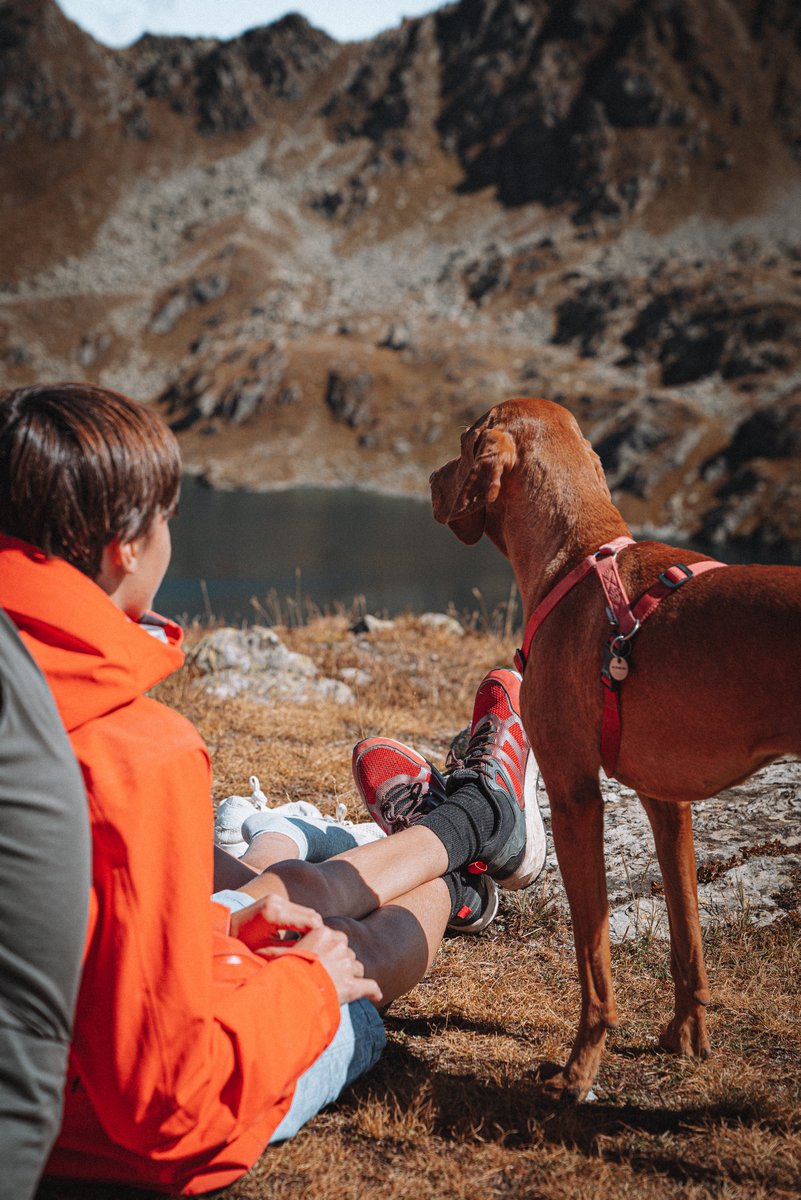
xmin=0 ymin=536 xmax=341 ymax=1194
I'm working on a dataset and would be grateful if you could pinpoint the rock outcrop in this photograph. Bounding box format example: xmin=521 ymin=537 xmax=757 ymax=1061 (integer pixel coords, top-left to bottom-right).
xmin=2 ymin=0 xmax=801 ymax=554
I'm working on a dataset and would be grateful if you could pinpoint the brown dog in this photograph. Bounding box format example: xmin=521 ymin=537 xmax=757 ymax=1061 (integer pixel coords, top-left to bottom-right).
xmin=430 ymin=396 xmax=801 ymax=1101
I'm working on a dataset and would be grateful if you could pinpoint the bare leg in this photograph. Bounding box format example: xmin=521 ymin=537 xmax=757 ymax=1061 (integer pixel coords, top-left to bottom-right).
xmin=240 ymin=833 xmax=300 ymax=872
xmin=328 ymin=878 xmax=450 ymax=1006
xmin=213 ymin=836 xmax=303 ymax=892
xmin=639 ymin=795 xmax=711 ymax=1058
xmin=213 ymin=844 xmax=259 ymax=890
xmin=236 ymin=825 xmax=449 ymax=921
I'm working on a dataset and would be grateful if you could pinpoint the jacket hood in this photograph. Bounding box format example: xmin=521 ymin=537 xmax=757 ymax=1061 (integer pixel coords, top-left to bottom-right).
xmin=0 ymin=536 xmax=184 ymax=732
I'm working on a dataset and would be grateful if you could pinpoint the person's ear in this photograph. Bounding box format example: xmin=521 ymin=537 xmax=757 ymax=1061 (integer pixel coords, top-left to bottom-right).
xmin=116 ymin=538 xmax=138 ymax=575
xmin=96 ymin=536 xmax=137 ymax=594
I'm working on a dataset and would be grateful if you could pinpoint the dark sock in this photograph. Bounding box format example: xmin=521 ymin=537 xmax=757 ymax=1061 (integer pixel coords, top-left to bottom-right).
xmin=419 ymin=782 xmax=501 ymax=873
xmin=443 ymin=868 xmax=481 ymax=922
xmin=443 ymin=870 xmax=462 ymax=919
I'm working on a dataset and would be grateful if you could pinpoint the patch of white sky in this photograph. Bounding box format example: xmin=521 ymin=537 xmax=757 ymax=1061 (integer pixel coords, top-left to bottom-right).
xmin=57 ymin=0 xmax=447 ymax=48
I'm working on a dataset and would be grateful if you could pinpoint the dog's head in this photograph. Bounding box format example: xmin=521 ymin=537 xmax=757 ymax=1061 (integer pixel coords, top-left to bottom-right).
xmin=430 ymin=397 xmax=609 ymax=546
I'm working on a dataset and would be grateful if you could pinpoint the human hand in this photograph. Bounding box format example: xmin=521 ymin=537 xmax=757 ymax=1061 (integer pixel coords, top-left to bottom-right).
xmin=263 ymin=925 xmax=383 ymax=1007
xmin=230 ymin=893 xmax=323 ymax=951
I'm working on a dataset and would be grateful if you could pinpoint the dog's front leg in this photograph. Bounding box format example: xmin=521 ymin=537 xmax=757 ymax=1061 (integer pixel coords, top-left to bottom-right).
xmin=541 ymin=777 xmax=617 ymax=1101
xmin=639 ymin=795 xmax=711 ymax=1059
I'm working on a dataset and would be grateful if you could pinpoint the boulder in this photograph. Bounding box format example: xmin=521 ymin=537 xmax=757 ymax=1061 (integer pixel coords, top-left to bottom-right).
xmin=418 ymin=612 xmax=464 ymax=637
xmin=188 ymin=626 xmax=354 ymax=705
xmin=325 ymin=372 xmax=374 ymax=429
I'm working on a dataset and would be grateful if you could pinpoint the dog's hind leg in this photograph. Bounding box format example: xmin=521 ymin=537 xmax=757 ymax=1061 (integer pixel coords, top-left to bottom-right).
xmin=540 ymin=775 xmax=618 ymax=1102
xmin=639 ymin=795 xmax=711 ymax=1059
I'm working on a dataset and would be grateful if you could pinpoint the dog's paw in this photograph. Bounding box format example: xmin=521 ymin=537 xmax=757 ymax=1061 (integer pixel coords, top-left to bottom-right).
xmin=658 ymin=1015 xmax=711 ymax=1059
xmin=532 ymin=1062 xmax=587 ymax=1105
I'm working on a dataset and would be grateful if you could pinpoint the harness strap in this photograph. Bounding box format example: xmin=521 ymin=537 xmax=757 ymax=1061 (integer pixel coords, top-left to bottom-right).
xmin=601 ymin=680 xmax=622 ymax=779
xmin=513 ymin=536 xmax=633 ymax=673
xmin=514 ymin=540 xmax=726 ymax=778
xmin=597 ymin=558 xmax=726 ymax=775
xmin=631 ymin=560 xmax=726 ymax=623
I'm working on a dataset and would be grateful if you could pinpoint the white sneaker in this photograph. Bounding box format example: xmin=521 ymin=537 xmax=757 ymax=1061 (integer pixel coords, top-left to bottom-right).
xmin=214 ymin=776 xmax=268 ymax=858
xmin=214 ymin=775 xmax=323 ymax=857
xmin=214 ymin=778 xmax=384 ymax=858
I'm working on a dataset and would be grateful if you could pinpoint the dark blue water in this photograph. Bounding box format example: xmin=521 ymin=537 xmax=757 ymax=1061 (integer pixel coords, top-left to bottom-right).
xmin=159 ymin=477 xmax=517 ymax=623
xmin=158 ymin=477 xmax=796 ymax=625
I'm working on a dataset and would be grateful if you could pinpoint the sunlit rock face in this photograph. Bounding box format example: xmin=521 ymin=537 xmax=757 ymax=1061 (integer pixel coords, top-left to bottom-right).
xmin=2 ymin=0 xmax=801 ymax=556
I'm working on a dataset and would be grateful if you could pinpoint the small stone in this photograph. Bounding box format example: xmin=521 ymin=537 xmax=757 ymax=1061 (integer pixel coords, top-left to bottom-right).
xmin=379 ymin=323 xmax=412 ymax=351
xmin=349 ymin=614 xmax=396 ymax=634
xmin=419 ymin=612 xmax=464 ymax=637
xmin=192 ymin=274 xmax=230 ymax=304
xmin=151 ymin=291 xmax=190 ymax=335
xmin=340 ymin=667 xmax=373 ymax=686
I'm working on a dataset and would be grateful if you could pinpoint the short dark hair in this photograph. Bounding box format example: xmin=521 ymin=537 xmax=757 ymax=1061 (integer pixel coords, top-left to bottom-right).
xmin=0 ymin=383 xmax=181 ymax=577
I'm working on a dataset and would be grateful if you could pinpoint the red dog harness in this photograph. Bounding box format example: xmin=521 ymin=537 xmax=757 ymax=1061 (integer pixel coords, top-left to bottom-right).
xmin=514 ymin=537 xmax=726 ymax=778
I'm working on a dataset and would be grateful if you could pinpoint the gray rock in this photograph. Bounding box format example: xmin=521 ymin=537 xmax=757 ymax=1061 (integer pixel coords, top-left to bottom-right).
xmin=192 ymin=274 xmax=230 ymax=304
xmin=340 ymin=666 xmax=373 ymax=687
xmin=528 ymin=755 xmax=801 ymax=936
xmin=349 ymin=614 xmax=396 ymax=634
xmin=151 ymin=291 xmax=190 ymax=335
xmin=190 ymin=626 xmax=313 ymax=675
xmin=4 ymin=344 xmax=31 ymax=366
xmin=419 ymin=612 xmax=464 ymax=637
xmin=325 ymin=371 xmax=374 ymax=429
xmin=188 ymin=626 xmax=353 ymax=705
xmin=379 ymin=323 xmax=412 ymax=350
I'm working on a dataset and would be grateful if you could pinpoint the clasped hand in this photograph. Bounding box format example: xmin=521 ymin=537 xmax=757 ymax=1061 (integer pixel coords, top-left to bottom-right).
xmin=229 ymin=894 xmax=382 ymax=1007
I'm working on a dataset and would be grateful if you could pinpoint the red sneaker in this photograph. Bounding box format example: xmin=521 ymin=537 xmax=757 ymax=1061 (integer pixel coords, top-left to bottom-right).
xmin=447 ymin=668 xmax=545 ymax=889
xmin=460 ymin=668 xmax=527 ymax=805
xmin=352 ymin=737 xmax=448 ymax=834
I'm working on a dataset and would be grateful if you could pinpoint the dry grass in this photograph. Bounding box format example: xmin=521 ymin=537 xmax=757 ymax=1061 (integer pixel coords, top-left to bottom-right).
xmin=39 ymin=616 xmax=801 ymax=1200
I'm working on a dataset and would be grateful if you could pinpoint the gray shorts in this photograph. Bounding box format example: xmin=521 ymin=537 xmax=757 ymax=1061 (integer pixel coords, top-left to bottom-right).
xmin=269 ymin=998 xmax=387 ymax=1142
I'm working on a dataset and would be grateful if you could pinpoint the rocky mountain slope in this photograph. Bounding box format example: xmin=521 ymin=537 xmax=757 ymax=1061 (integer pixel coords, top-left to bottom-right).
xmin=2 ymin=0 xmax=801 ymax=555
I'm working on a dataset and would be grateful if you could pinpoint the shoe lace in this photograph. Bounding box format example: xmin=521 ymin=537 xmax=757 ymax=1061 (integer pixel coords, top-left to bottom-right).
xmin=461 ymin=721 xmax=497 ymax=780
xmin=380 ymin=779 xmax=429 ymax=829
xmin=322 ymin=801 xmax=354 ymax=828
xmin=455 ymin=716 xmax=526 ymax=803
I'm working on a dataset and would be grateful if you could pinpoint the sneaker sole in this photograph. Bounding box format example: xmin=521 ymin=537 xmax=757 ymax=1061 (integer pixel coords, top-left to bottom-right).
xmin=498 ymin=750 xmax=547 ymax=891
xmin=446 ymin=875 xmax=500 ymax=934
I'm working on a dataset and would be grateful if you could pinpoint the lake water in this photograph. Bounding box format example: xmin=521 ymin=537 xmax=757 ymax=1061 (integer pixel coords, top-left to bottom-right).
xmin=158 ymin=476 xmax=793 ymax=625
xmin=159 ymin=477 xmax=517 ymax=624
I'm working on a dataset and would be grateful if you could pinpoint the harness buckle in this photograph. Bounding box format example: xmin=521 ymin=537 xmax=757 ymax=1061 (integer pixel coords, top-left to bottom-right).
xmin=658 ymin=563 xmax=693 ymax=590
xmin=610 ymin=632 xmax=635 ymax=657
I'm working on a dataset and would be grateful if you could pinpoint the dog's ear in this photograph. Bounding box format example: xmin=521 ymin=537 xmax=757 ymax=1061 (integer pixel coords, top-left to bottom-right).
xmin=447 ymin=427 xmax=517 ymax=543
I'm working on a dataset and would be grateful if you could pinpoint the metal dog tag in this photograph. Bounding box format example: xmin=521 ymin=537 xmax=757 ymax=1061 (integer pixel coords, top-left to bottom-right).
xmin=609 ymin=655 xmax=629 ymax=681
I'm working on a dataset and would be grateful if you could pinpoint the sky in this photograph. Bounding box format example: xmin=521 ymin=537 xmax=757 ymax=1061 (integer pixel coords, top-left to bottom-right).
xmin=57 ymin=0 xmax=446 ymax=47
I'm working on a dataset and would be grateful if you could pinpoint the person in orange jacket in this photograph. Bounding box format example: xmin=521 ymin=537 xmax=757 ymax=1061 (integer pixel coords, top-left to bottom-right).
xmin=0 ymin=383 xmax=539 ymax=1195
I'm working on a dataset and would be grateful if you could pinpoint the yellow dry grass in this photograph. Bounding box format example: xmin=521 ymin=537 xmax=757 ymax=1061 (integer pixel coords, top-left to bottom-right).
xmin=39 ymin=616 xmax=801 ymax=1200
